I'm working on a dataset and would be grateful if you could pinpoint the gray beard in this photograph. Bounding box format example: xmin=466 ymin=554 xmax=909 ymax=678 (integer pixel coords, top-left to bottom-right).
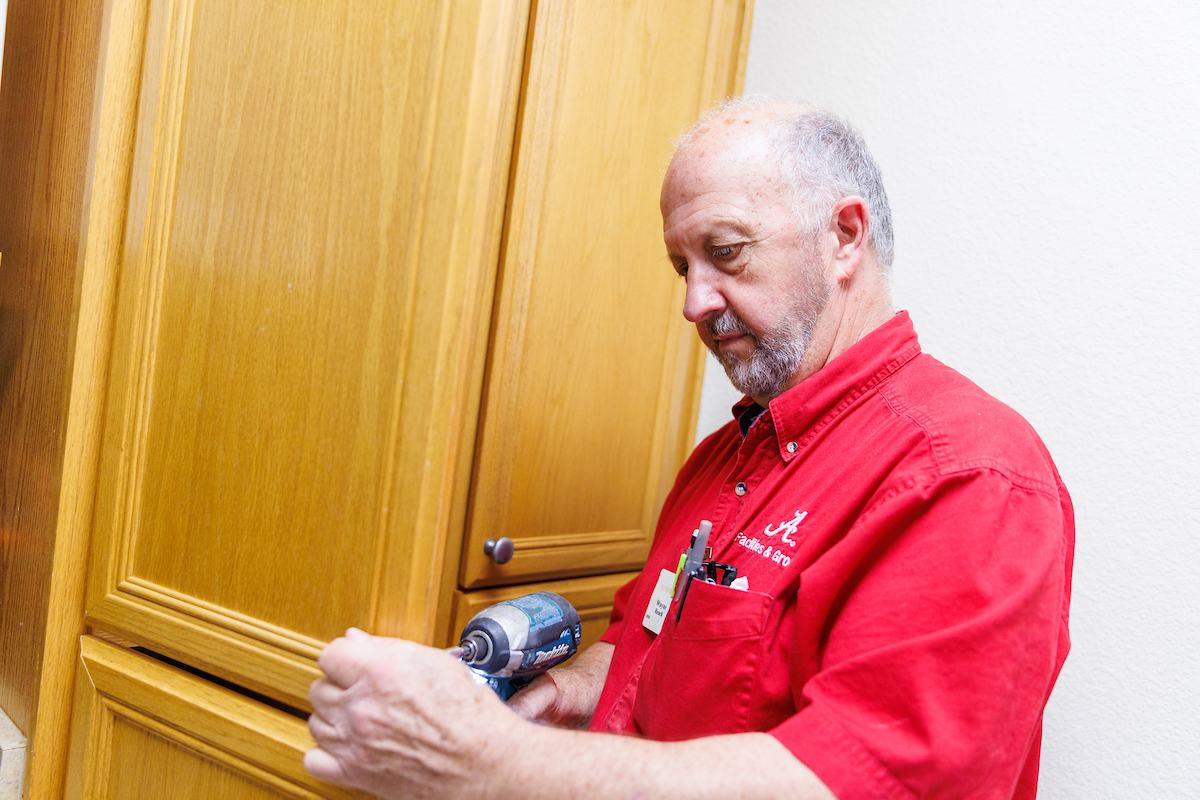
xmin=706 ymin=273 xmax=829 ymax=401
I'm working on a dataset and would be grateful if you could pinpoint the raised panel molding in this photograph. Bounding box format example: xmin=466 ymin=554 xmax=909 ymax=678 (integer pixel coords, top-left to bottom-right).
xmin=88 ymin=586 xmax=322 ymax=709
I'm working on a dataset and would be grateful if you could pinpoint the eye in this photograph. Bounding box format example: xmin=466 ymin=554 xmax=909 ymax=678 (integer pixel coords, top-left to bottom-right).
xmin=712 ymin=244 xmax=741 ymax=260
xmin=673 ymin=260 xmax=689 ymax=278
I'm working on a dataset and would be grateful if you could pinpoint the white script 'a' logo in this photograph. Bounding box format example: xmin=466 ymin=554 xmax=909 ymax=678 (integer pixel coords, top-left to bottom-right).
xmin=763 ymin=510 xmax=807 ymax=546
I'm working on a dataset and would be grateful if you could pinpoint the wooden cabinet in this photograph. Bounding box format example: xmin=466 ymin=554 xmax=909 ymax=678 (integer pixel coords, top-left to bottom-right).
xmin=0 ymin=0 xmax=751 ymax=796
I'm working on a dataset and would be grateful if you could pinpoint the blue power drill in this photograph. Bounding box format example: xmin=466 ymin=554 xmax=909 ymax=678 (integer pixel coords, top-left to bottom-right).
xmin=450 ymin=591 xmax=582 ymax=700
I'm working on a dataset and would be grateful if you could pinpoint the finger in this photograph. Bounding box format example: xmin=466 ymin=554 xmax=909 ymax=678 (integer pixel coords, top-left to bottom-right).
xmin=506 ymin=675 xmax=557 ymax=722
xmin=344 ymin=626 xmax=371 ymax=640
xmin=303 ymin=746 xmax=350 ymax=784
xmin=317 ymin=637 xmax=368 ymax=689
xmin=308 ymin=677 xmax=344 ymax=713
xmin=307 ymin=711 xmax=345 ymax=747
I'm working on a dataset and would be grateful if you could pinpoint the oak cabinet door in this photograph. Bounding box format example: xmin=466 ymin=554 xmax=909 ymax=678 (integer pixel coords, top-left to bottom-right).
xmin=83 ymin=0 xmax=529 ymax=710
xmin=460 ymin=0 xmax=751 ymax=588
xmin=66 ymin=637 xmax=366 ymax=799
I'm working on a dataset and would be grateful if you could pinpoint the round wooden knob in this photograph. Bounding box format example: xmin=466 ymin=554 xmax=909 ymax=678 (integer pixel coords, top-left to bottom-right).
xmin=483 ymin=537 xmax=514 ymax=564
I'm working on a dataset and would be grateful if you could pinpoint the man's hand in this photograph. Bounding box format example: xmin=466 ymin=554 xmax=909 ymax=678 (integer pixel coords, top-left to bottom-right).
xmin=305 ymin=632 xmax=836 ymax=800
xmin=506 ymin=641 xmax=614 ymax=729
xmin=304 ymin=628 xmax=516 ymax=800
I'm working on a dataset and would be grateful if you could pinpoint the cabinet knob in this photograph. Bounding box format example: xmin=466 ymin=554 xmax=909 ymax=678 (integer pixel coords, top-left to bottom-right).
xmin=483 ymin=537 xmax=514 ymax=565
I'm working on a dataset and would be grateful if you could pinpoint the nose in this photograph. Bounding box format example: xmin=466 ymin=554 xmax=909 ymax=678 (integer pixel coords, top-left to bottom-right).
xmin=682 ymin=271 xmax=726 ymax=323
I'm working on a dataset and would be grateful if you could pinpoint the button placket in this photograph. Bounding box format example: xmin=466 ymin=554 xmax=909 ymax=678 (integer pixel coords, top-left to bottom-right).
xmin=726 ymin=426 xmax=761 ymax=506
xmin=716 ymin=427 xmax=797 ymax=559
xmin=713 ymin=417 xmax=776 ymax=552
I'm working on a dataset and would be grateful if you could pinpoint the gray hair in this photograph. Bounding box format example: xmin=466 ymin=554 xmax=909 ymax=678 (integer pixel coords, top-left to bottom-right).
xmin=675 ymin=97 xmax=895 ymax=269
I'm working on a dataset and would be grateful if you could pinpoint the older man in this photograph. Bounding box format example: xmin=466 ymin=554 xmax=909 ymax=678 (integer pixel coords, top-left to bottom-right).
xmin=305 ymin=100 xmax=1074 ymax=800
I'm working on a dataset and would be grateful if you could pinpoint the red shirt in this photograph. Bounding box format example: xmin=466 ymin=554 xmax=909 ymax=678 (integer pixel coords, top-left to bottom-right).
xmin=592 ymin=312 xmax=1074 ymax=800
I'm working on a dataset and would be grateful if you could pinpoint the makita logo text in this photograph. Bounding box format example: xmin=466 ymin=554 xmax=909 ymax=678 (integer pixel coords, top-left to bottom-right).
xmin=532 ymin=643 xmax=569 ymax=665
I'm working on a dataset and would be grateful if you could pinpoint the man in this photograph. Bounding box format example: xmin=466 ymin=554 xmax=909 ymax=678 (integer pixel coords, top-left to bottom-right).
xmin=305 ymin=99 xmax=1074 ymax=799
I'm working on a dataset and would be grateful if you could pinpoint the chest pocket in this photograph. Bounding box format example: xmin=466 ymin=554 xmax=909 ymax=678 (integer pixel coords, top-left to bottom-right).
xmin=633 ymin=579 xmax=773 ymax=740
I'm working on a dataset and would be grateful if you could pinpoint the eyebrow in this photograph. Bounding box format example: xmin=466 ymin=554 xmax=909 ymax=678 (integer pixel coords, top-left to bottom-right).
xmin=704 ymin=218 xmax=758 ymax=242
xmin=662 ymin=209 xmax=759 ymax=253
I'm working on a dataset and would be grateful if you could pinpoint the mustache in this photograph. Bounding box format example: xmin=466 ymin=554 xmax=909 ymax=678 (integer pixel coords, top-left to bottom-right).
xmin=706 ymin=310 xmax=752 ymax=339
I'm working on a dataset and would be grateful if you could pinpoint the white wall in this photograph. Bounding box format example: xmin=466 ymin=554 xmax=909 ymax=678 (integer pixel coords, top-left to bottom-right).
xmin=693 ymin=1 xmax=1200 ymax=796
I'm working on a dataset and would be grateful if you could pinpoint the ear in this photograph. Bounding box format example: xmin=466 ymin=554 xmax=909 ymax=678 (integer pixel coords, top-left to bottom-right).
xmin=828 ymin=196 xmax=870 ymax=283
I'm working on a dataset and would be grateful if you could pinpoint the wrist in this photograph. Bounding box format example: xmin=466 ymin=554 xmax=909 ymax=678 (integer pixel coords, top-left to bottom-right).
xmin=543 ymin=663 xmax=600 ymax=728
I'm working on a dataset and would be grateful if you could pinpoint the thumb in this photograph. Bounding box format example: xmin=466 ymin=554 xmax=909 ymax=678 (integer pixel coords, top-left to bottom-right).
xmin=506 ymin=673 xmax=559 ymax=722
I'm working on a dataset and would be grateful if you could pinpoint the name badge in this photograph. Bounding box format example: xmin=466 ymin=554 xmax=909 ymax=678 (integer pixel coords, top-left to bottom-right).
xmin=642 ymin=569 xmax=676 ymax=635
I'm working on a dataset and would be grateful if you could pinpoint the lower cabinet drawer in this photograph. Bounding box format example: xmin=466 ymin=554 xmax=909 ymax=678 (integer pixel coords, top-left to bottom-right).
xmin=447 ymin=571 xmax=639 ymax=653
xmin=66 ymin=636 xmax=366 ymax=799
xmin=66 ymin=571 xmax=640 ymax=797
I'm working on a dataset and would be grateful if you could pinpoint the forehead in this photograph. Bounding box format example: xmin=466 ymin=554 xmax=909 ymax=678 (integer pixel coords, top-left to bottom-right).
xmin=661 ymin=125 xmax=790 ymax=244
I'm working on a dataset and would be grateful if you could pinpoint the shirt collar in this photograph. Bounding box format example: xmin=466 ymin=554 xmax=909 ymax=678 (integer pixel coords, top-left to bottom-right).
xmin=729 ymin=311 xmax=923 ymax=459
xmin=735 ymin=400 xmax=767 ymax=437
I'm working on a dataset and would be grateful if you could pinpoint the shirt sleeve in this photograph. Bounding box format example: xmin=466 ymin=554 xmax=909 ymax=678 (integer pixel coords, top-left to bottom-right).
xmin=770 ymin=468 xmax=1073 ymax=800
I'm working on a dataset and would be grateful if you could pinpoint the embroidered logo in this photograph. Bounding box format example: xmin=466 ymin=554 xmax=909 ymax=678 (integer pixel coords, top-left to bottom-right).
xmin=763 ymin=510 xmax=807 ymax=547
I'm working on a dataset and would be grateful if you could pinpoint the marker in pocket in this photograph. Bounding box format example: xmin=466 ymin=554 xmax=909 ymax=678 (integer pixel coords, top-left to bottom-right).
xmin=675 ymin=520 xmax=712 ymax=601
xmin=674 ymin=559 xmax=740 ymax=623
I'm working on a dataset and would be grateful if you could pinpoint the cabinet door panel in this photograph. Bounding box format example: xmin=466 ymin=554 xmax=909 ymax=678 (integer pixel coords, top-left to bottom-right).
xmin=84 ymin=0 xmax=529 ymax=708
xmin=66 ymin=636 xmax=366 ymax=799
xmin=462 ymin=0 xmax=752 ymax=588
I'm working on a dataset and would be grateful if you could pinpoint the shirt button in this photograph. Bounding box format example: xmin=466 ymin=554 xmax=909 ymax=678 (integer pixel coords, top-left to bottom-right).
xmin=786 ymin=442 xmax=798 ymax=453
xmin=735 ymin=482 xmax=747 ymax=496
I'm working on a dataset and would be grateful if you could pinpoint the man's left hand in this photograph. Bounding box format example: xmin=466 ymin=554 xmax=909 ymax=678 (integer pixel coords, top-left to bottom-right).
xmin=305 ymin=628 xmax=514 ymax=800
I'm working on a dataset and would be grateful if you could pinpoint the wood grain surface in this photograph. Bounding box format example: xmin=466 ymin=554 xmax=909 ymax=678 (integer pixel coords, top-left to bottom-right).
xmin=0 ymin=1 xmax=108 ymax=797
xmin=461 ymin=0 xmax=753 ymax=589
xmin=83 ymin=0 xmax=529 ymax=710
xmin=66 ymin=635 xmax=368 ymax=799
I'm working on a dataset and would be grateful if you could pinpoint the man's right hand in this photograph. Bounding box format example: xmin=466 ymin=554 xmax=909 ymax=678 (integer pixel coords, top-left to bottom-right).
xmin=506 ymin=641 xmax=614 ymax=729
